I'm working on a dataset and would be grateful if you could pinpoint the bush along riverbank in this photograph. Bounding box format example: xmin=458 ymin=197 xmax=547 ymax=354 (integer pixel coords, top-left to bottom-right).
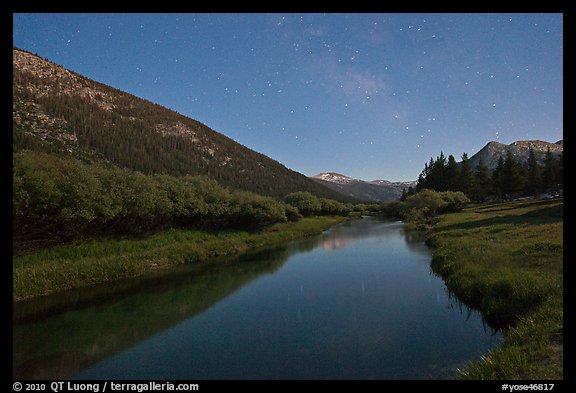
xmin=13 ymin=216 xmax=347 ymax=301
xmin=13 ymin=151 xmax=356 ymax=255
xmin=13 ymin=150 xmax=360 ymax=301
xmin=427 ymin=198 xmax=563 ymax=379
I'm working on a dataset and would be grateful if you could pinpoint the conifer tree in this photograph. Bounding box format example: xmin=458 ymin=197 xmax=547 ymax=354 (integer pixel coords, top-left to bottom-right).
xmin=473 ymin=158 xmax=492 ymax=201
xmin=542 ymin=147 xmax=558 ymax=192
xmin=500 ymin=151 xmax=524 ymax=199
xmin=525 ymin=148 xmax=542 ymax=196
xmin=458 ymin=152 xmax=475 ymax=197
xmin=492 ymin=156 xmax=505 ymax=198
xmin=445 ymin=154 xmax=460 ymax=191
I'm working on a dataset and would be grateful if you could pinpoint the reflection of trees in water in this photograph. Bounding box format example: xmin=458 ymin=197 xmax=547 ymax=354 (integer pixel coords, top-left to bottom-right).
xmin=402 ymin=229 xmax=433 ymax=256
xmin=13 ymin=247 xmax=293 ymax=380
xmin=315 ymin=218 xmax=431 ymax=255
xmin=319 ymin=237 xmax=357 ymax=250
xmin=403 ymin=229 xmax=428 ymax=245
xmin=13 ymin=217 xmax=436 ymax=380
xmin=316 ymin=219 xmax=400 ymax=251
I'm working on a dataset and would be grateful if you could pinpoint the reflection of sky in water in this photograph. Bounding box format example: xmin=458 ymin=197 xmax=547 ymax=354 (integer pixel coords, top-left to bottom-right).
xmin=72 ymin=218 xmax=501 ymax=380
xmin=318 ymin=219 xmax=428 ymax=256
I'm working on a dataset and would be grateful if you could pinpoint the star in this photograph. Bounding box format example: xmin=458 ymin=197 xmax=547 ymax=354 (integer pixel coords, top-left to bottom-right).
xmin=12 ymin=13 xmax=561 ymax=184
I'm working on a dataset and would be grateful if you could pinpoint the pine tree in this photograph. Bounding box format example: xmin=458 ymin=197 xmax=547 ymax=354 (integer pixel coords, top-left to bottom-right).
xmin=416 ymin=172 xmax=426 ymax=191
xmin=492 ymin=156 xmax=505 ymax=199
xmin=434 ymin=152 xmax=448 ymax=191
xmin=458 ymin=152 xmax=475 ymax=197
xmin=501 ymin=150 xmax=524 ymax=199
xmin=445 ymin=154 xmax=460 ymax=191
xmin=416 ymin=157 xmax=435 ymax=191
xmin=473 ymin=158 xmax=492 ymax=201
xmin=525 ymin=148 xmax=542 ymax=196
xmin=542 ymin=147 xmax=558 ymax=192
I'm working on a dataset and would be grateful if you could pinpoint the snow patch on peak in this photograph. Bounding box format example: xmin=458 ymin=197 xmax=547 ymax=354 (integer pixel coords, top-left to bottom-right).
xmin=310 ymin=172 xmax=418 ymax=202
xmin=370 ymin=180 xmax=417 ymax=189
xmin=312 ymin=172 xmax=356 ymax=184
xmin=367 ymin=180 xmax=391 ymax=186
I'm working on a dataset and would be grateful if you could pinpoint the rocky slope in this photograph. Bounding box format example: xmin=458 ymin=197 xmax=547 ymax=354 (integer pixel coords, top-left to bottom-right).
xmin=310 ymin=172 xmax=416 ymax=202
xmin=12 ymin=48 xmax=348 ymax=200
xmin=468 ymin=140 xmax=563 ymax=172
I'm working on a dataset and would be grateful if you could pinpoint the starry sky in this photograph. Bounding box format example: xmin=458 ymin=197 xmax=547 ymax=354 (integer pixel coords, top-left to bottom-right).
xmin=13 ymin=13 xmax=563 ymax=182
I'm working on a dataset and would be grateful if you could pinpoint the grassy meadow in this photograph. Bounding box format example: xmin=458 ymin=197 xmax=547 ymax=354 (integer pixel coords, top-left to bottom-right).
xmin=13 ymin=216 xmax=346 ymax=301
xmin=428 ymin=198 xmax=563 ymax=379
xmin=13 ymin=194 xmax=564 ymax=379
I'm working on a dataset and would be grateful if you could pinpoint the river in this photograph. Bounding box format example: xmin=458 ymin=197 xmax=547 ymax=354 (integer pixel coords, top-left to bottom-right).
xmin=13 ymin=217 xmax=501 ymax=379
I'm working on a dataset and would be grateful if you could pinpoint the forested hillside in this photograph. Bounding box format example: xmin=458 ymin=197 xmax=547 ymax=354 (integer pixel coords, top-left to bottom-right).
xmin=12 ymin=48 xmax=348 ymax=201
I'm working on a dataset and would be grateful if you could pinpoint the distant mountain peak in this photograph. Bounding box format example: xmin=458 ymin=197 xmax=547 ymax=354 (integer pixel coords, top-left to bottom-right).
xmin=469 ymin=138 xmax=563 ymax=172
xmin=310 ymin=172 xmax=416 ymax=202
xmin=508 ymin=140 xmax=561 ymax=150
xmin=311 ymin=172 xmax=356 ymax=184
xmin=314 ymin=172 xmax=350 ymax=178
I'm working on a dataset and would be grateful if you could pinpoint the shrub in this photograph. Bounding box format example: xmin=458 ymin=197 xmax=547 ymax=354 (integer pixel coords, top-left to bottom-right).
xmin=404 ymin=189 xmax=447 ymax=217
xmin=439 ymin=191 xmax=471 ymax=213
xmin=284 ymin=204 xmax=302 ymax=222
xmin=229 ymin=191 xmax=287 ymax=228
xmin=381 ymin=200 xmax=405 ymax=219
xmin=284 ymin=192 xmax=322 ymax=217
xmin=13 ymin=151 xmax=294 ymax=246
xmin=319 ymin=198 xmax=351 ymax=216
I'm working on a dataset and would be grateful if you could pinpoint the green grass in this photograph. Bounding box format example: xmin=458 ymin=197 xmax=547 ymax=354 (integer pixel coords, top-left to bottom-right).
xmin=13 ymin=216 xmax=347 ymax=301
xmin=427 ymin=198 xmax=563 ymax=379
xmin=14 ymin=243 xmax=295 ymax=379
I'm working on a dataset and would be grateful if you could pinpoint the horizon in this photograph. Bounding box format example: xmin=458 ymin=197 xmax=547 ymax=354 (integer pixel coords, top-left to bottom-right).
xmin=311 ymin=137 xmax=563 ymax=182
xmin=13 ymin=13 xmax=563 ymax=182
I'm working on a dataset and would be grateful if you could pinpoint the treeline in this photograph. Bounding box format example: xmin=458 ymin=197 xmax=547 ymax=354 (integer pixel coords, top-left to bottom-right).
xmin=13 ymin=151 xmax=354 ymax=252
xmin=410 ymin=148 xmax=563 ymax=201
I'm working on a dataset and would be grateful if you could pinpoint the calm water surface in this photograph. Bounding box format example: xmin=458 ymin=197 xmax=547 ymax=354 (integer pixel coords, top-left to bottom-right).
xmin=14 ymin=218 xmax=501 ymax=379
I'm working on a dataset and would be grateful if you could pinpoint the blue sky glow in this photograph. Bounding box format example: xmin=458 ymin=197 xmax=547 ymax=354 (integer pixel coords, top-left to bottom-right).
xmin=13 ymin=13 xmax=563 ymax=181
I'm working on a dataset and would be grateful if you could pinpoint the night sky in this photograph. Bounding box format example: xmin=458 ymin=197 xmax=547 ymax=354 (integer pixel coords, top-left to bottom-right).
xmin=13 ymin=13 xmax=563 ymax=182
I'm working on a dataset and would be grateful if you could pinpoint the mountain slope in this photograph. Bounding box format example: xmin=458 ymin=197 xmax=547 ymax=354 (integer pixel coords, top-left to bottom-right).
xmin=12 ymin=48 xmax=347 ymax=201
xmin=310 ymin=172 xmax=416 ymax=202
xmin=468 ymin=139 xmax=563 ymax=172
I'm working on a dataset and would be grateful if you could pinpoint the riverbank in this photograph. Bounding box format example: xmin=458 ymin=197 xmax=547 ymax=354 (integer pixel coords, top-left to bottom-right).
xmin=13 ymin=216 xmax=347 ymax=301
xmin=427 ymin=198 xmax=563 ymax=379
